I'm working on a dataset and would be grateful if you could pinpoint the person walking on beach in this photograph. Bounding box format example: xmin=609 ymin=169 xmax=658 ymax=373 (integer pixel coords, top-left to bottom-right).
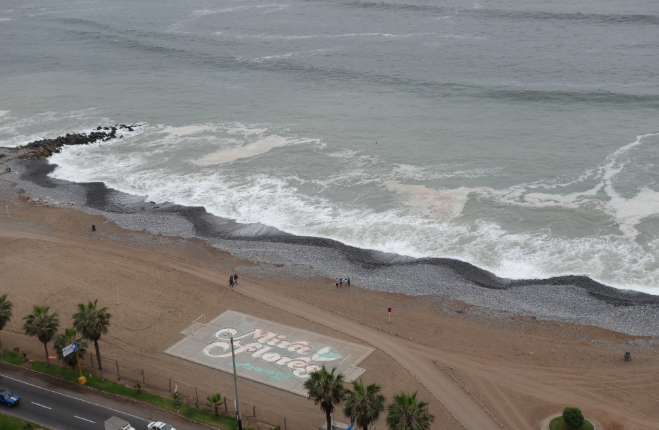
xmin=347 ymin=277 xmax=351 ymax=287
xmin=233 ymin=274 xmax=239 ymax=285
xmin=335 ymin=278 xmax=339 ymax=288
xmin=339 ymin=278 xmax=343 ymax=287
xmin=229 ymin=275 xmax=234 ymax=287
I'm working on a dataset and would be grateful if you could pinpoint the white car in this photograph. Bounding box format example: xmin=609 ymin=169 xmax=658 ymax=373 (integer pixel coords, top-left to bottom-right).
xmin=148 ymin=422 xmax=175 ymax=430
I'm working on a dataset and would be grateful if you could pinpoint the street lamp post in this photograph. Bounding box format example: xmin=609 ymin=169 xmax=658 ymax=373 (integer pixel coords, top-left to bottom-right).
xmin=230 ymin=335 xmax=242 ymax=430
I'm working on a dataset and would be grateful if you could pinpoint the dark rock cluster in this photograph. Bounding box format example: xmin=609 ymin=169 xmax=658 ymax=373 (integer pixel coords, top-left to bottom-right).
xmin=20 ymin=124 xmax=137 ymax=160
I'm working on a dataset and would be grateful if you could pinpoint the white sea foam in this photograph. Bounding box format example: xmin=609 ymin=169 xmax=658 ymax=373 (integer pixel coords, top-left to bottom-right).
xmin=17 ymin=112 xmax=658 ymax=294
xmin=328 ymin=150 xmax=359 ymax=159
xmin=312 ymin=170 xmax=373 ymax=187
xmin=226 ymin=32 xmax=435 ymax=40
xmin=0 ymin=110 xmax=9 ymax=117
xmin=226 ymin=126 xmax=267 ymax=136
xmin=48 ymin=144 xmax=659 ymax=293
xmin=599 ymin=133 xmax=659 ymax=240
xmin=194 ymin=135 xmax=317 ymax=165
xmin=392 ymin=164 xmax=501 ymax=180
xmin=442 ymin=34 xmax=486 ymax=40
xmin=163 ymin=125 xmax=217 ymax=136
xmin=249 ymin=48 xmax=337 ymax=63
xmin=169 ymin=4 xmax=287 ymax=32
xmin=496 ymin=133 xmax=659 ymax=241
xmin=0 ymin=109 xmax=108 ymax=148
xmin=250 ymin=52 xmax=299 ymax=62
xmin=193 ymin=4 xmax=288 ymax=16
xmin=383 ymin=180 xmax=472 ymax=220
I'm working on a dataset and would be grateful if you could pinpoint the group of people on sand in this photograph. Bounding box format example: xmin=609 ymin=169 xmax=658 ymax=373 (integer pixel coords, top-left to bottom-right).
xmin=229 ymin=274 xmax=239 ymax=287
xmin=335 ymin=277 xmax=351 ymax=288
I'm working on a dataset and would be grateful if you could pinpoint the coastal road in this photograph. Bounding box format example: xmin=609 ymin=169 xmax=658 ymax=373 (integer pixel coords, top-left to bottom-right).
xmin=0 ymin=364 xmax=209 ymax=430
xmin=0 ymin=374 xmax=149 ymax=430
xmin=0 ymin=220 xmax=504 ymax=430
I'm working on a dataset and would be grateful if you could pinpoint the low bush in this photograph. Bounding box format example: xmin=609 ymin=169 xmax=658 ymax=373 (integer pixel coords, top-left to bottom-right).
xmin=563 ymin=407 xmax=584 ymax=428
xmin=549 ymin=416 xmax=594 ymax=430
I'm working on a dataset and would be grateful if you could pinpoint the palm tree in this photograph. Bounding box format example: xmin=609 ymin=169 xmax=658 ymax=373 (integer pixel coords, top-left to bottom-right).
xmin=206 ymin=393 xmax=222 ymax=418
xmin=343 ymin=378 xmax=385 ymax=430
xmin=54 ymin=328 xmax=88 ymax=369
xmin=304 ymin=366 xmax=347 ymax=430
xmin=386 ymin=392 xmax=434 ymax=430
xmin=23 ymin=305 xmax=59 ymax=367
xmin=73 ymin=300 xmax=111 ymax=381
xmin=0 ymin=294 xmax=13 ymax=356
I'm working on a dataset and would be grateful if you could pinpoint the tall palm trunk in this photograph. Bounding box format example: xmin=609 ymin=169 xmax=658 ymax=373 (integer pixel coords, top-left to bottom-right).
xmin=326 ymin=409 xmax=332 ymax=430
xmin=94 ymin=339 xmax=104 ymax=381
xmin=43 ymin=342 xmax=50 ymax=367
xmin=0 ymin=336 xmax=4 ymax=356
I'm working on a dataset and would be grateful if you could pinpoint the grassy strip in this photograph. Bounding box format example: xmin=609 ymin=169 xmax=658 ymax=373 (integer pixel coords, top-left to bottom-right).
xmin=549 ymin=417 xmax=595 ymax=430
xmin=0 ymin=350 xmax=25 ymax=366
xmin=0 ymin=412 xmax=48 ymax=430
xmin=21 ymin=359 xmax=251 ymax=430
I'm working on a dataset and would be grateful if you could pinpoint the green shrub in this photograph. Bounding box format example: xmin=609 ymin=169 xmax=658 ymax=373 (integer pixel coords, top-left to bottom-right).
xmin=549 ymin=415 xmax=594 ymax=430
xmin=563 ymin=407 xmax=584 ymax=429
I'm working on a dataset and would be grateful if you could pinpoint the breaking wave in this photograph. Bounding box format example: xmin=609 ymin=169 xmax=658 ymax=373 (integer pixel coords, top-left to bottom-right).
xmin=3 ymin=110 xmax=659 ymax=294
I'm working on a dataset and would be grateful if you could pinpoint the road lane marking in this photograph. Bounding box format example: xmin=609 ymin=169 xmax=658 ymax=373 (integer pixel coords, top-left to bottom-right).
xmin=0 ymin=375 xmax=150 ymax=424
xmin=31 ymin=402 xmax=52 ymax=409
xmin=75 ymin=416 xmax=96 ymax=423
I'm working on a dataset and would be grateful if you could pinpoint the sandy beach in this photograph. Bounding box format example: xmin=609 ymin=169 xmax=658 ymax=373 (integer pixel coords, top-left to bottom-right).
xmin=1 ymin=151 xmax=659 ymax=430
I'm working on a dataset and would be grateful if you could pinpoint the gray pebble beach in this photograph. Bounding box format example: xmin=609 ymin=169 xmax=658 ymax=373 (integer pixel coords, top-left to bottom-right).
xmin=3 ymin=153 xmax=659 ymax=337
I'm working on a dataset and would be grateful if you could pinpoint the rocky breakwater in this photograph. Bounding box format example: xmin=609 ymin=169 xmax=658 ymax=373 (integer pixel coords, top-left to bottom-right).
xmin=19 ymin=124 xmax=137 ymax=160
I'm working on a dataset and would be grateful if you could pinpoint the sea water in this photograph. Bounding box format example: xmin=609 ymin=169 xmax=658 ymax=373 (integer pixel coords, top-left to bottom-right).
xmin=1 ymin=0 xmax=658 ymax=293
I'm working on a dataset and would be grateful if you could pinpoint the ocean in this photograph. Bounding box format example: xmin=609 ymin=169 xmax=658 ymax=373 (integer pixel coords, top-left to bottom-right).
xmin=1 ymin=0 xmax=659 ymax=293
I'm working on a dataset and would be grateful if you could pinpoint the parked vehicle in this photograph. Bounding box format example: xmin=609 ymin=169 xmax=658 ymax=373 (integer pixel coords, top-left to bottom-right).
xmin=0 ymin=389 xmax=20 ymax=407
xmin=105 ymin=416 xmax=136 ymax=430
xmin=148 ymin=421 xmax=176 ymax=430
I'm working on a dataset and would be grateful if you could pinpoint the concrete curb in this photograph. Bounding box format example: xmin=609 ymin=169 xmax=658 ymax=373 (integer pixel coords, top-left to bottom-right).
xmin=540 ymin=413 xmax=603 ymax=430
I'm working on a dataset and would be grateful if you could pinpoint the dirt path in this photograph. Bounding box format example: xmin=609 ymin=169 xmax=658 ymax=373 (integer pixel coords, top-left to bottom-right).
xmin=0 ymin=220 xmax=501 ymax=430
xmin=2 ymin=219 xmax=658 ymax=430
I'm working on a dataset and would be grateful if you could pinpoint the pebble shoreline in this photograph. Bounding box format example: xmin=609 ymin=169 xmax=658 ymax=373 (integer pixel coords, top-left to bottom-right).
xmin=2 ymin=151 xmax=659 ymax=337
